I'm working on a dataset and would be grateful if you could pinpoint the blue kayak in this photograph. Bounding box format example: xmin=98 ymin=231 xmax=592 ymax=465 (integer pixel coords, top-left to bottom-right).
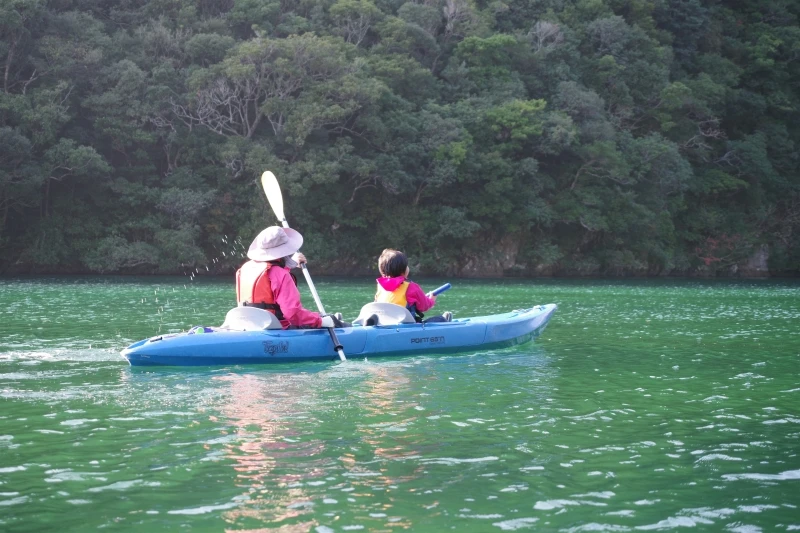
xmin=121 ymin=303 xmax=557 ymax=366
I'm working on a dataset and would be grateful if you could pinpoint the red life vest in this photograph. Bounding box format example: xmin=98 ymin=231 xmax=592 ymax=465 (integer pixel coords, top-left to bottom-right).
xmin=236 ymin=260 xmax=284 ymax=319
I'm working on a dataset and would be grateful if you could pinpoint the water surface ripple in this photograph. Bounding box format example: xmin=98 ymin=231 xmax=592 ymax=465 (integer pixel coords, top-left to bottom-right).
xmin=1 ymin=277 xmax=799 ymax=532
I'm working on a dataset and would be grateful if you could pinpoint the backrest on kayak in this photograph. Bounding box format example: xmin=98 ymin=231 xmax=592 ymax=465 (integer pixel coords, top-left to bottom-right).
xmin=354 ymin=303 xmax=416 ymax=326
xmin=221 ymin=306 xmax=283 ymax=331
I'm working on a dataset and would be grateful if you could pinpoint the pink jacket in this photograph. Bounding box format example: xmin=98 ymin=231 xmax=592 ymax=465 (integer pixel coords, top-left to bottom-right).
xmin=376 ymin=276 xmax=436 ymax=312
xmin=269 ymin=266 xmax=321 ymax=329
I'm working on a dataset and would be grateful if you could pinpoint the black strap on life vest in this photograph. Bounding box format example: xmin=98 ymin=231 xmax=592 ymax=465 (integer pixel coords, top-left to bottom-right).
xmin=243 ymin=301 xmax=285 ymax=320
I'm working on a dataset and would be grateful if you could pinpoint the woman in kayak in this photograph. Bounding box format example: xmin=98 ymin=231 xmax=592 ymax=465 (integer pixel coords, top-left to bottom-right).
xmin=375 ymin=249 xmax=451 ymax=323
xmin=237 ymin=226 xmax=345 ymax=329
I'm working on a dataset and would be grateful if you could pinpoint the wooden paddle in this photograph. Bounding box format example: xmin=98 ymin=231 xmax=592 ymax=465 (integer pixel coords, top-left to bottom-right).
xmin=260 ymin=171 xmax=346 ymax=362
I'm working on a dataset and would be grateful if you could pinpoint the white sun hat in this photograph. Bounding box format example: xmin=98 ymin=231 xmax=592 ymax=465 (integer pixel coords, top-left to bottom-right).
xmin=246 ymin=226 xmax=303 ymax=262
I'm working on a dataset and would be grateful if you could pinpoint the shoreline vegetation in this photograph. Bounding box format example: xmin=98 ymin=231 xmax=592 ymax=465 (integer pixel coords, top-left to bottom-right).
xmin=1 ymin=1 xmax=798 ymax=278
xmin=1 ymin=270 xmax=791 ymax=280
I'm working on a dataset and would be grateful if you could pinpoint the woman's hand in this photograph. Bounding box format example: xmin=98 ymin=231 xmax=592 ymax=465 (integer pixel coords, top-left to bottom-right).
xmin=292 ymin=252 xmax=307 ymax=265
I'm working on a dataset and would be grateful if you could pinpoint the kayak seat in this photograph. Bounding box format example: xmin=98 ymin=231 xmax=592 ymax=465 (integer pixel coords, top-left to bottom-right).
xmin=353 ymin=303 xmax=416 ymax=326
xmin=220 ymin=306 xmax=283 ymax=331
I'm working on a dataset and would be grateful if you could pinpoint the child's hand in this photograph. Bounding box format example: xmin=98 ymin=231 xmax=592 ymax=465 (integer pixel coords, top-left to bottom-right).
xmin=292 ymin=252 xmax=307 ymax=265
xmin=427 ymin=294 xmax=437 ymax=304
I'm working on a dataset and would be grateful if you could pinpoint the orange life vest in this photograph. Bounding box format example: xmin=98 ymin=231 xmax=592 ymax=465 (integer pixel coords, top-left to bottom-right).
xmin=236 ymin=261 xmax=283 ymax=319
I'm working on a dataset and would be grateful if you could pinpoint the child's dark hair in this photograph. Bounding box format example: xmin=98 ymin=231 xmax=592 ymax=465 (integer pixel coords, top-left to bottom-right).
xmin=378 ymin=249 xmax=408 ymax=277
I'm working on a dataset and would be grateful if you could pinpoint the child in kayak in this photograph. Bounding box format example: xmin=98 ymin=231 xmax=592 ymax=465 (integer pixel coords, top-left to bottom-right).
xmin=375 ymin=248 xmax=451 ymax=323
xmin=237 ymin=226 xmax=346 ymax=329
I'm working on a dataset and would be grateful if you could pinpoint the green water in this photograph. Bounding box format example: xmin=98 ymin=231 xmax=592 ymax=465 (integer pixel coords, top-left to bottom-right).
xmin=1 ymin=277 xmax=799 ymax=532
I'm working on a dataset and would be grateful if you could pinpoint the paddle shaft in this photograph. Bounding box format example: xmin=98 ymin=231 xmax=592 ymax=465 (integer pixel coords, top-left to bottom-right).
xmin=278 ymin=218 xmax=345 ymax=361
xmin=260 ymin=171 xmax=344 ymax=360
xmin=430 ymin=283 xmax=451 ymax=296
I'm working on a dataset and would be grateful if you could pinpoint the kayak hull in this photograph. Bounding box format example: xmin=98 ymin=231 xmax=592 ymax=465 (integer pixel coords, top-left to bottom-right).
xmin=121 ymin=304 xmax=557 ymax=366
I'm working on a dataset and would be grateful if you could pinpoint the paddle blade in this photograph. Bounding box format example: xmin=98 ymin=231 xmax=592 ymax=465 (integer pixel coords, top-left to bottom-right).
xmin=260 ymin=171 xmax=285 ymax=222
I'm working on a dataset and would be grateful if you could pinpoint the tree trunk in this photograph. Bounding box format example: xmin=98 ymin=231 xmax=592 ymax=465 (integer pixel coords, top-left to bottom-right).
xmin=43 ymin=179 xmax=50 ymax=219
xmin=3 ymin=35 xmax=18 ymax=94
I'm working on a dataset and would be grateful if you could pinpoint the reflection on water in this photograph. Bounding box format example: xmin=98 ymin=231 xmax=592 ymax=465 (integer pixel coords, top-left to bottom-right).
xmin=217 ymin=372 xmax=322 ymax=527
xmin=0 ymin=277 xmax=799 ymax=531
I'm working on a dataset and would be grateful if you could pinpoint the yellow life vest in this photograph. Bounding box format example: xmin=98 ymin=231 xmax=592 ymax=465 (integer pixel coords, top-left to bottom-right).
xmin=375 ymin=281 xmax=409 ymax=307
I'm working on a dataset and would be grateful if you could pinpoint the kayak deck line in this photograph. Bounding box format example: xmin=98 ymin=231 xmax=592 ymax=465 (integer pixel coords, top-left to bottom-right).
xmin=121 ymin=304 xmax=557 ymax=366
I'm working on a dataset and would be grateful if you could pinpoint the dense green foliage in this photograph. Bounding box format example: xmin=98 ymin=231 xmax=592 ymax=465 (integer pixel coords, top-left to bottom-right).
xmin=1 ymin=0 xmax=798 ymax=276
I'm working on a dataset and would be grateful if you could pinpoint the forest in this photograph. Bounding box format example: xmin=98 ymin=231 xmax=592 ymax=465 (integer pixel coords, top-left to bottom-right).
xmin=1 ymin=0 xmax=798 ymax=277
